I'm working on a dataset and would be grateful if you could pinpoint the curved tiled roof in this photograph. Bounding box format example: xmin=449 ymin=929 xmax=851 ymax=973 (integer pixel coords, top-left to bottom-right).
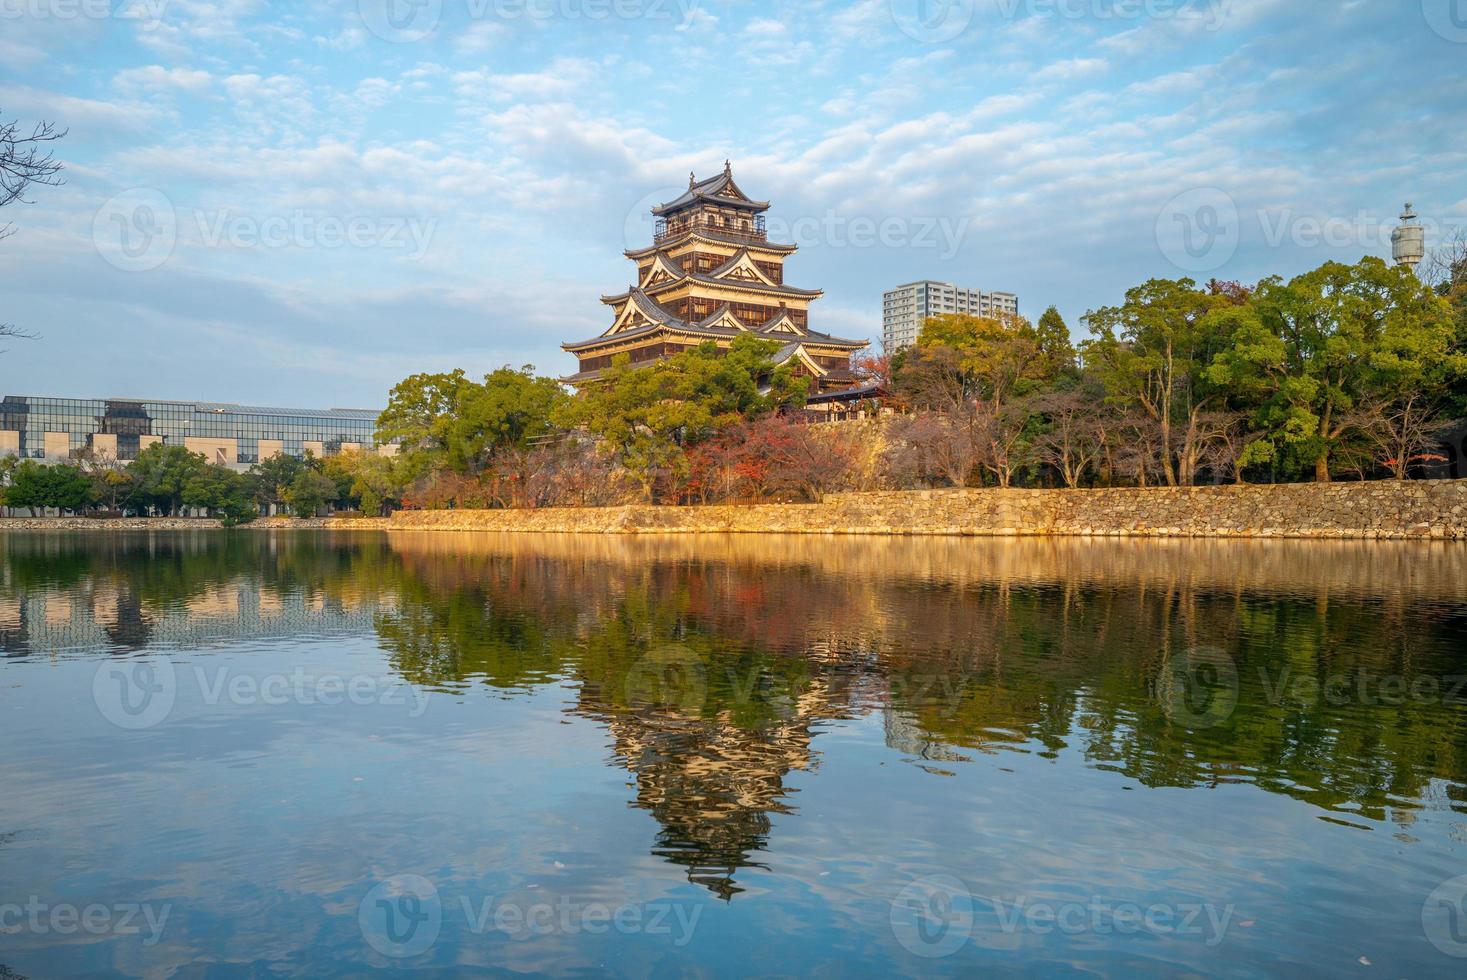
xmin=564 ymin=292 xmax=866 ymax=352
xmin=651 ymin=166 xmax=770 ymax=217
xmin=648 ymin=271 xmax=823 ymax=299
xmin=607 ymin=271 xmax=823 ymax=304
xmin=624 ymin=231 xmax=798 ymax=259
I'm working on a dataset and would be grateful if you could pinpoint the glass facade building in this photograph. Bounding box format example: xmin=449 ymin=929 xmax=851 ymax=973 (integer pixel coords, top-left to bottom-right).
xmin=0 ymin=395 xmax=387 ymax=466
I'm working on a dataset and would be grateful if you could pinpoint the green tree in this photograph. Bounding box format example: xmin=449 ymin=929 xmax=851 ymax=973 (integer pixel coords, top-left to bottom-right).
xmin=376 ymin=366 xmax=568 ymax=485
xmin=6 ymin=460 xmax=51 ymax=514
xmin=375 ymin=369 xmax=479 ymax=476
xmin=3 ymin=460 xmax=91 ymax=514
xmin=320 ymin=452 xmax=361 ymax=510
xmin=284 ymin=468 xmax=337 ymax=517
xmin=1206 ymin=257 xmax=1459 ymax=482
xmin=447 ymin=366 xmax=568 ymax=471
xmin=125 ymin=443 xmax=212 ymax=515
xmin=554 ymin=335 xmax=805 ymax=501
xmin=1034 ymin=306 xmax=1078 ymax=379
xmin=246 ymin=453 xmax=310 ymax=515
xmin=80 ymin=454 xmax=136 ymax=514
xmin=349 ymin=453 xmax=405 ymax=516
xmin=1081 ymin=279 xmax=1233 ymax=486
xmin=44 ymin=463 xmax=91 ymax=513
xmin=182 ymin=465 xmax=257 ymax=525
xmin=915 ymin=313 xmax=1050 ymax=410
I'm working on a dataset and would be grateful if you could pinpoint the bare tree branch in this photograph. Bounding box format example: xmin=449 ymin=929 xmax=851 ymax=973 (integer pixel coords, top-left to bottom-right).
xmin=1424 ymin=229 xmax=1467 ymax=291
xmin=1 ymin=112 xmax=66 ymax=345
xmin=1 ymin=114 xmax=67 ymax=210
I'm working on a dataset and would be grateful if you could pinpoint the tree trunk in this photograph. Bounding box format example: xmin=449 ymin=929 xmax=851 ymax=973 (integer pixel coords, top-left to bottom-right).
xmin=1315 ymin=401 xmax=1334 ymax=483
xmin=1159 ymin=419 xmax=1178 ymax=486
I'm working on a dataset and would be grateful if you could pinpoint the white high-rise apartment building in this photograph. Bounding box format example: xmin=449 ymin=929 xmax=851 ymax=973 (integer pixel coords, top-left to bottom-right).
xmin=881 ymin=280 xmax=1020 ymax=352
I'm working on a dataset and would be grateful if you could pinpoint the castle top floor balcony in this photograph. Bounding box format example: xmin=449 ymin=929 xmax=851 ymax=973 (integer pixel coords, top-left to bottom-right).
xmin=655 ymin=213 xmax=767 ymax=245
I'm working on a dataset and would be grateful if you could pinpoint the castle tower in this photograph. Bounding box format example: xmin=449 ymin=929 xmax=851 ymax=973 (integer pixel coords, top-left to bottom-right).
xmin=562 ymin=164 xmax=867 ymax=390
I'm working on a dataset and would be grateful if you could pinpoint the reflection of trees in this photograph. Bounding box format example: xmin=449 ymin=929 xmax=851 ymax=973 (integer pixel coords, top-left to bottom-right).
xmin=7 ymin=530 xmax=1466 ymax=895
xmin=869 ymin=576 xmax=1467 ymax=821
xmin=381 ymin=533 xmax=1467 ymax=851
xmin=380 ymin=543 xmax=873 ymax=897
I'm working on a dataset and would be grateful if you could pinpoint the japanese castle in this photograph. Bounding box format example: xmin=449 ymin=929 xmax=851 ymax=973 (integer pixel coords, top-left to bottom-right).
xmin=562 ymin=163 xmax=868 ymax=390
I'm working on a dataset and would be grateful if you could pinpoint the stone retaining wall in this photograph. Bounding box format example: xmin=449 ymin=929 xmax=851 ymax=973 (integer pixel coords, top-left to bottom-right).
xmin=387 ymin=481 xmax=1467 ymax=539
xmin=6 ymin=484 xmax=1462 ymax=538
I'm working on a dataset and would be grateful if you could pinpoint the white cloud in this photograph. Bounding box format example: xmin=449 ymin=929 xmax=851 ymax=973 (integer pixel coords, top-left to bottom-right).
xmin=454 ymin=20 xmax=510 ymax=54
xmin=0 ymin=85 xmax=163 ymax=134
xmin=3 ymin=0 xmax=1463 ymax=401
xmin=114 ymin=66 xmax=214 ymax=93
xmin=1034 ymin=57 xmax=1107 ymax=82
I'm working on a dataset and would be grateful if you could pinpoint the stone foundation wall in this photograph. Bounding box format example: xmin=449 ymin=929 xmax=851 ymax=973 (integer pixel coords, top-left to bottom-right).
xmin=387 ymin=480 xmax=1467 ymax=539
xmin=8 ymin=484 xmax=1461 ymax=538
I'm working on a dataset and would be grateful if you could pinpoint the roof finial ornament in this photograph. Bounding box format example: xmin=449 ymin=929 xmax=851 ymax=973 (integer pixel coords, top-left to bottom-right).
xmin=689 ymin=170 xmax=695 ymax=188
xmin=724 ymin=159 xmax=731 ymax=176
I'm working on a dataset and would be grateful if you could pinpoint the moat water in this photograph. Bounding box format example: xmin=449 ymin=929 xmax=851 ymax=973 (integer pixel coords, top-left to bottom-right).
xmin=2 ymin=531 xmax=1466 ymax=977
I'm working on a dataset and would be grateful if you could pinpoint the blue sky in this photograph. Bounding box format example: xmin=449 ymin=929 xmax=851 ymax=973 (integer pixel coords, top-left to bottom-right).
xmin=1 ymin=0 xmax=1464 ymax=408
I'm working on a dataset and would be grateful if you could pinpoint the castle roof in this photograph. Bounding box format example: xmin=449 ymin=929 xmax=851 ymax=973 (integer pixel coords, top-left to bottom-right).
xmin=651 ymin=164 xmax=770 ymax=217
xmin=564 ymin=289 xmax=865 ymax=353
xmin=624 ymin=229 xmax=798 ymax=259
xmin=600 ymin=250 xmax=823 ymax=305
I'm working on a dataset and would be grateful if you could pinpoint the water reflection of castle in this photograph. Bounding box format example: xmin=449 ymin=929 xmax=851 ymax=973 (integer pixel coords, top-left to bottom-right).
xmin=576 ymin=673 xmax=872 ymax=899
xmin=379 ymin=532 xmax=1467 ymax=896
xmin=7 ymin=531 xmax=1465 ymax=903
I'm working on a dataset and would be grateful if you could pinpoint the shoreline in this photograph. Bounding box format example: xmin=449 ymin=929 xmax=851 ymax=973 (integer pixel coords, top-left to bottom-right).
xmin=0 ymin=516 xmax=393 ymax=531
xmin=4 ymin=481 xmax=1466 ymax=540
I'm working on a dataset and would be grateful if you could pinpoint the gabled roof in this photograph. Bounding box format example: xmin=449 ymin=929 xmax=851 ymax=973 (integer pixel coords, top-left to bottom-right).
xmin=651 ymin=164 xmax=770 ymax=217
xmin=623 ymin=289 xmax=687 ymax=328
xmin=755 ymin=308 xmax=805 ymax=336
xmin=705 ymin=248 xmax=780 ymax=288
xmin=754 ymin=309 xmax=867 ymax=348
xmin=695 ymin=303 xmax=750 ymax=332
xmin=770 ymin=343 xmax=832 ymax=378
xmin=595 ymin=288 xmax=688 ymax=337
xmin=638 ymin=252 xmax=685 ymax=290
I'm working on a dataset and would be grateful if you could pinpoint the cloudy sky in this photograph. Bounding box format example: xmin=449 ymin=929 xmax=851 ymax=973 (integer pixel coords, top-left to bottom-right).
xmin=1 ymin=0 xmax=1464 ymax=408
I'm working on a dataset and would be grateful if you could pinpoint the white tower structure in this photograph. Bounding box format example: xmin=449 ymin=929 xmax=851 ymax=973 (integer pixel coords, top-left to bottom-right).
xmin=1391 ymin=203 xmax=1425 ymax=271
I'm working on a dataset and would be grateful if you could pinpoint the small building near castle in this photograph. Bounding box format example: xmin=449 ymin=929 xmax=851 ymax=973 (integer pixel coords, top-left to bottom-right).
xmin=562 ymin=164 xmax=868 ymax=391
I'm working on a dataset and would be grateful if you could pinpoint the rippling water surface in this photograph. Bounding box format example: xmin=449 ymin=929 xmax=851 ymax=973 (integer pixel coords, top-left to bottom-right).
xmin=2 ymin=531 xmax=1467 ymax=977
